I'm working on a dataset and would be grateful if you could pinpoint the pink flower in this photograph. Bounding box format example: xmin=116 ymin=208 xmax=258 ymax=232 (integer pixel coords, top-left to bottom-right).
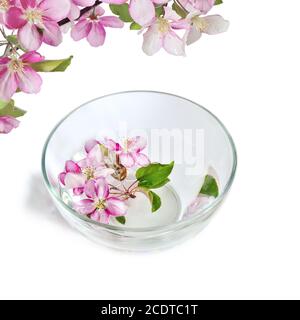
xmin=185 ymin=11 xmax=229 ymax=45
xmin=6 ymin=0 xmax=71 ymax=50
xmin=0 ymin=115 xmax=19 ymax=133
xmin=68 ymin=0 xmax=94 ymax=21
xmin=0 ymin=0 xmax=16 ymax=25
xmin=142 ymin=7 xmax=189 ymax=56
xmin=0 ymin=51 xmax=44 ymax=101
xmin=104 ymin=136 xmax=150 ymax=168
xmin=74 ymin=177 xmax=127 ymax=224
xmin=128 ymin=0 xmax=170 ymax=27
xmin=60 ymin=144 xmax=114 ymax=194
xmin=71 ymin=6 xmax=124 ymax=47
xmin=179 ymin=0 xmax=215 ymax=14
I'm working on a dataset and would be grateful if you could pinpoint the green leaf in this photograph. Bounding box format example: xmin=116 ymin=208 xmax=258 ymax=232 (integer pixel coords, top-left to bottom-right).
xmin=116 ymin=216 xmax=126 ymax=225
xmin=109 ymin=4 xmax=133 ymax=22
xmin=148 ymin=191 xmax=161 ymax=213
xmin=31 ymin=56 xmax=73 ymax=72
xmin=155 ymin=5 xmax=164 ymax=17
xmin=130 ymin=22 xmax=141 ymax=30
xmin=172 ymin=2 xmax=187 ymax=18
xmin=215 ymin=0 xmax=223 ymax=5
xmin=0 ymin=100 xmax=9 ymax=111
xmin=6 ymin=35 xmax=18 ymax=45
xmin=199 ymin=175 xmax=219 ymax=198
xmin=136 ymin=161 xmax=174 ymax=189
xmin=0 ymin=100 xmax=26 ymax=118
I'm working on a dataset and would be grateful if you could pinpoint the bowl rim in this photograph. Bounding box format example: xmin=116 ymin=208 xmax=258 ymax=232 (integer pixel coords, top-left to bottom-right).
xmin=41 ymin=90 xmax=237 ymax=233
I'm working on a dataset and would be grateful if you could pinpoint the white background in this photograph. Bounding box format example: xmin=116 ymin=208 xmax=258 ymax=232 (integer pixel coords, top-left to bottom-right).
xmin=1 ymin=0 xmax=300 ymax=299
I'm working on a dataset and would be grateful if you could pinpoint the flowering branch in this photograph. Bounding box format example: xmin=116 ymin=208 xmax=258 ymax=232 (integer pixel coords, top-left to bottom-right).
xmin=0 ymin=0 xmax=228 ymax=134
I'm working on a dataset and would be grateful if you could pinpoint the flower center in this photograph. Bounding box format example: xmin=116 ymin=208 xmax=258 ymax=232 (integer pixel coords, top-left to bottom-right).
xmin=82 ymin=167 xmax=95 ymax=180
xmin=0 ymin=0 xmax=8 ymax=11
xmin=95 ymin=199 xmax=106 ymax=210
xmin=192 ymin=16 xmax=208 ymax=32
xmin=157 ymin=17 xmax=170 ymax=34
xmin=25 ymin=9 xmax=42 ymax=24
xmin=8 ymin=59 xmax=24 ymax=73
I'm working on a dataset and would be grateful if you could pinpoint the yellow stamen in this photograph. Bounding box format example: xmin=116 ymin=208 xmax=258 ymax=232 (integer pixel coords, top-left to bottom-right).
xmin=0 ymin=0 xmax=9 ymax=10
xmin=8 ymin=59 xmax=24 ymax=73
xmin=95 ymin=199 xmax=106 ymax=210
xmin=157 ymin=17 xmax=170 ymax=34
xmin=82 ymin=167 xmax=95 ymax=180
xmin=25 ymin=9 xmax=42 ymax=24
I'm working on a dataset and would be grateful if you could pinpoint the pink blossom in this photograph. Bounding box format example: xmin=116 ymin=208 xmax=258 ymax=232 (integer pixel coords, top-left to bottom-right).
xmin=74 ymin=177 xmax=127 ymax=224
xmin=0 ymin=0 xmax=16 ymax=25
xmin=104 ymin=136 xmax=150 ymax=168
xmin=185 ymin=11 xmax=229 ymax=45
xmin=179 ymin=0 xmax=215 ymax=14
xmin=142 ymin=7 xmax=189 ymax=56
xmin=6 ymin=0 xmax=71 ymax=50
xmin=60 ymin=144 xmax=114 ymax=194
xmin=0 ymin=51 xmax=44 ymax=101
xmin=71 ymin=6 xmax=124 ymax=47
xmin=0 ymin=115 xmax=19 ymax=133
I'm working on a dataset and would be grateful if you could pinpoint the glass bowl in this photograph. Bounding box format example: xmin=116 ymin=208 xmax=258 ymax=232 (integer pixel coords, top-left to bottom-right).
xmin=42 ymin=91 xmax=237 ymax=251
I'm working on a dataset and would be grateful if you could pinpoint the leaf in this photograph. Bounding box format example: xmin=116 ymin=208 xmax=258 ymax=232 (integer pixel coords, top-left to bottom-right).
xmin=0 ymin=100 xmax=9 ymax=111
xmin=116 ymin=216 xmax=126 ymax=225
xmin=109 ymin=4 xmax=133 ymax=22
xmin=148 ymin=191 xmax=161 ymax=213
xmin=31 ymin=56 xmax=73 ymax=72
xmin=130 ymin=22 xmax=141 ymax=30
xmin=136 ymin=161 xmax=174 ymax=189
xmin=172 ymin=2 xmax=187 ymax=18
xmin=0 ymin=100 xmax=26 ymax=118
xmin=199 ymin=175 xmax=219 ymax=198
xmin=155 ymin=5 xmax=164 ymax=17
xmin=215 ymin=0 xmax=223 ymax=5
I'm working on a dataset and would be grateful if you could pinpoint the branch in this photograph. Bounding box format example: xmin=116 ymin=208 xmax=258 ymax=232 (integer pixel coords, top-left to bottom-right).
xmin=58 ymin=0 xmax=102 ymax=26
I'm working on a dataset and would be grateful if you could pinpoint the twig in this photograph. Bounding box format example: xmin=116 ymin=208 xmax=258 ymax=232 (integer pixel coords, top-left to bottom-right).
xmin=58 ymin=0 xmax=102 ymax=26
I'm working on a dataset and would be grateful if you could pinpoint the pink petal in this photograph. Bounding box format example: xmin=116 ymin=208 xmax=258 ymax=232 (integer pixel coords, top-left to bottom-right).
xmin=95 ymin=177 xmax=109 ymax=200
xmin=186 ymin=26 xmax=202 ymax=45
xmin=42 ymin=20 xmax=63 ymax=47
xmin=94 ymin=167 xmax=114 ymax=179
xmin=16 ymin=66 xmax=42 ymax=94
xmin=163 ymin=30 xmax=185 ymax=56
xmin=71 ymin=19 xmax=91 ymax=41
xmin=18 ymin=23 xmax=43 ymax=51
xmin=6 ymin=7 xmax=26 ymax=29
xmin=0 ymin=68 xmax=18 ymax=101
xmin=133 ymin=153 xmax=150 ymax=167
xmin=59 ymin=172 xmax=66 ymax=185
xmin=142 ymin=25 xmax=163 ymax=56
xmin=103 ymin=138 xmax=121 ymax=152
xmin=84 ymin=180 xmax=98 ymax=199
xmin=21 ymin=51 xmax=45 ymax=64
xmin=20 ymin=0 xmax=36 ymax=9
xmin=100 ymin=16 xmax=124 ymax=28
xmin=64 ymin=172 xmax=86 ymax=189
xmin=68 ymin=3 xmax=80 ymax=21
xmin=73 ymin=187 xmax=84 ymax=196
xmin=73 ymin=199 xmax=95 ymax=215
xmin=90 ymin=210 xmax=101 ymax=221
xmin=202 ymin=15 xmax=230 ymax=35
xmin=38 ymin=0 xmax=71 ymax=21
xmin=105 ymin=197 xmax=127 ymax=217
xmin=129 ymin=0 xmax=155 ymax=27
xmin=128 ymin=136 xmax=147 ymax=152
xmin=84 ymin=139 xmax=99 ymax=153
xmin=164 ymin=6 xmax=181 ymax=21
xmin=119 ymin=152 xmax=135 ymax=168
xmin=87 ymin=144 xmax=103 ymax=167
xmin=65 ymin=160 xmax=81 ymax=173
xmin=0 ymin=116 xmax=20 ymax=134
xmin=87 ymin=22 xmax=106 ymax=47
xmin=73 ymin=0 xmax=95 ymax=6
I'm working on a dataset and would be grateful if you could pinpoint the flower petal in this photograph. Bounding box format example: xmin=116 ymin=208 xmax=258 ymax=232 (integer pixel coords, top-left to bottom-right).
xmin=128 ymin=136 xmax=147 ymax=152
xmin=71 ymin=19 xmax=91 ymax=41
xmin=21 ymin=51 xmax=45 ymax=64
xmin=16 ymin=66 xmax=42 ymax=94
xmin=64 ymin=172 xmax=86 ymax=189
xmin=59 ymin=172 xmax=66 ymax=185
xmin=73 ymin=187 xmax=84 ymax=196
xmin=186 ymin=26 xmax=202 ymax=45
xmin=73 ymin=199 xmax=95 ymax=215
xmin=142 ymin=25 xmax=163 ymax=56
xmin=105 ymin=197 xmax=127 ymax=217
xmin=87 ymin=144 xmax=103 ymax=167
xmin=95 ymin=177 xmax=109 ymax=200
xmin=119 ymin=152 xmax=135 ymax=168
xmin=84 ymin=179 xmax=98 ymax=199
xmin=0 ymin=68 xmax=18 ymax=101
xmin=163 ymin=30 xmax=185 ymax=56
xmin=202 ymin=15 xmax=230 ymax=35
xmin=42 ymin=20 xmax=63 ymax=47
xmin=84 ymin=139 xmax=99 ymax=153
xmin=65 ymin=160 xmax=81 ymax=173
xmin=0 ymin=116 xmax=20 ymax=134
xmin=38 ymin=0 xmax=71 ymax=21
xmin=133 ymin=153 xmax=150 ymax=167
xmin=87 ymin=22 xmax=106 ymax=47
xmin=129 ymin=0 xmax=155 ymax=27
xmin=100 ymin=16 xmax=124 ymax=28
xmin=18 ymin=23 xmax=43 ymax=51
xmin=6 ymin=7 xmax=27 ymax=29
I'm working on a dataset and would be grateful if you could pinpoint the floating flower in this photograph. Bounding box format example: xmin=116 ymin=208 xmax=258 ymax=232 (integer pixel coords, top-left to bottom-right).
xmin=185 ymin=11 xmax=229 ymax=45
xmin=71 ymin=6 xmax=124 ymax=47
xmin=0 ymin=115 xmax=19 ymax=133
xmin=179 ymin=0 xmax=215 ymax=14
xmin=74 ymin=177 xmax=127 ymax=224
xmin=0 ymin=51 xmax=44 ymax=101
xmin=6 ymin=0 xmax=71 ymax=50
xmin=142 ymin=7 xmax=189 ymax=56
xmin=104 ymin=136 xmax=150 ymax=168
xmin=60 ymin=144 xmax=114 ymax=194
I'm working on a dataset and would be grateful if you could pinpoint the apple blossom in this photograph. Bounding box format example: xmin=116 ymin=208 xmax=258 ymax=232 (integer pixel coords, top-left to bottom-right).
xmin=74 ymin=177 xmax=128 ymax=224
xmin=71 ymin=5 xmax=124 ymax=47
xmin=0 ymin=115 xmax=19 ymax=133
xmin=0 ymin=51 xmax=44 ymax=101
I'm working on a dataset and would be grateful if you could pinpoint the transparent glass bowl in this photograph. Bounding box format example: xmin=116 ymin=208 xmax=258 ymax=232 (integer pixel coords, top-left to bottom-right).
xmin=42 ymin=91 xmax=237 ymax=251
